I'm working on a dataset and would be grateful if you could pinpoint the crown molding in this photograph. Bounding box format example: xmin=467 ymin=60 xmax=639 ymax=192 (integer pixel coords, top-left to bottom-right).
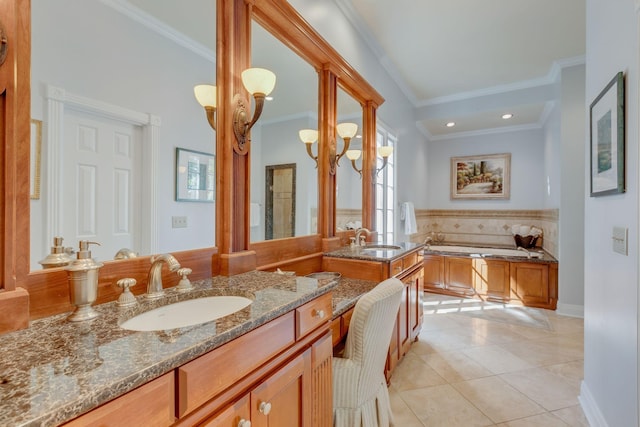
xmin=428 ymin=122 xmax=541 ymax=142
xmin=100 ymin=0 xmax=215 ymax=62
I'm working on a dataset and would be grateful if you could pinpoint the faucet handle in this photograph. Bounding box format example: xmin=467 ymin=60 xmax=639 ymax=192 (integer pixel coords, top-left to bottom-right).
xmin=116 ymin=278 xmax=138 ymax=307
xmin=175 ymin=267 xmax=193 ymax=292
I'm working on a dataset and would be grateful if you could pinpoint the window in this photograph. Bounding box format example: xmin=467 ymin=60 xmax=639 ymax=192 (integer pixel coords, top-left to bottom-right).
xmin=375 ymin=127 xmax=396 ymax=244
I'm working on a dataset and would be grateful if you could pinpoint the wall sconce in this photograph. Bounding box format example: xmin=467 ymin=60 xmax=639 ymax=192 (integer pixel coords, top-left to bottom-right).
xmin=299 ymin=129 xmax=319 ymax=167
xmin=194 ymin=84 xmax=217 ymax=130
xmin=194 ymin=67 xmax=276 ymax=154
xmin=233 ymin=68 xmax=276 ymax=153
xmin=300 ymin=123 xmax=358 ymax=174
xmin=345 ymin=146 xmax=394 ymax=178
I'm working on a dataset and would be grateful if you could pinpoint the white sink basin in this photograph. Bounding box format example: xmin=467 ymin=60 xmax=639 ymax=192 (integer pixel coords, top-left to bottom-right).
xmin=362 ymin=244 xmax=402 ymax=251
xmin=120 ymin=296 xmax=252 ymax=331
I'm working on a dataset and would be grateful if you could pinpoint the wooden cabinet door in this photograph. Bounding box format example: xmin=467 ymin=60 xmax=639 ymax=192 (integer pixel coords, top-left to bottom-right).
xmin=510 ymin=262 xmax=550 ymax=307
xmin=251 ymin=348 xmax=311 ymax=427
xmin=311 ymin=332 xmax=333 ymax=427
xmin=444 ymin=257 xmax=475 ymax=296
xmin=200 ymin=394 xmax=251 ymax=427
xmin=409 ymin=269 xmax=424 ymax=341
xmin=474 ymin=259 xmax=510 ymax=301
xmin=423 ymin=255 xmax=445 ymax=291
xmin=398 ymin=280 xmax=411 ymax=357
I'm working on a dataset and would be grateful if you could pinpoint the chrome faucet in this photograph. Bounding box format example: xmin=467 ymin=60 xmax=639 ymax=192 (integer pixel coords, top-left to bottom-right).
xmin=146 ymin=253 xmax=181 ymax=299
xmin=354 ymin=227 xmax=370 ymax=247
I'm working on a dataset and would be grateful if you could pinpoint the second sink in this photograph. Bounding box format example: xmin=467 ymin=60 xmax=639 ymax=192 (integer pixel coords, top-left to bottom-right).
xmin=120 ymin=296 xmax=252 ymax=331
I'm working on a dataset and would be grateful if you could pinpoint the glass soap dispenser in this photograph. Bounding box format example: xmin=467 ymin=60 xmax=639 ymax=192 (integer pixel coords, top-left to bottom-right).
xmin=65 ymin=241 xmax=104 ymax=322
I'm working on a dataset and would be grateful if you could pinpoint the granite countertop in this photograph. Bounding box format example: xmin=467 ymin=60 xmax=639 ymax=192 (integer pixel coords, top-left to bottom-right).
xmin=331 ymin=277 xmax=378 ymax=318
xmin=324 ymin=241 xmax=424 ymax=262
xmin=0 ymin=271 xmax=338 ymax=427
xmin=423 ymin=244 xmax=558 ymax=263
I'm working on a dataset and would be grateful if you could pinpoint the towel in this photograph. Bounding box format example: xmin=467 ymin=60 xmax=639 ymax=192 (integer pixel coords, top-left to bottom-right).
xmin=250 ymin=203 xmax=260 ymax=227
xmin=400 ymin=202 xmax=417 ymax=235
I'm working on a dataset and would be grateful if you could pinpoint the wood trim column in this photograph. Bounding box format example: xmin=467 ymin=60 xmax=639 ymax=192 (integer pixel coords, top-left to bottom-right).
xmin=318 ymin=66 xmax=338 ymax=240
xmin=0 ymin=0 xmax=30 ymax=333
xmin=362 ymin=101 xmax=377 ymax=231
xmin=216 ymin=0 xmax=257 ymax=275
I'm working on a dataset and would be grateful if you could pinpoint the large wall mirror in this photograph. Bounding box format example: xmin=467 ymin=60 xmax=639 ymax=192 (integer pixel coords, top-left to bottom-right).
xmin=336 ymin=86 xmax=363 ymax=231
xmin=249 ymin=20 xmax=319 ymax=242
xmin=30 ymin=0 xmax=217 ymax=269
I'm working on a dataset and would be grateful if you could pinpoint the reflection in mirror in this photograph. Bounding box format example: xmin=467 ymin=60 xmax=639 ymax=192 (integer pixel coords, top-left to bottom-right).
xmin=249 ymin=21 xmax=319 ymax=242
xmin=30 ymin=0 xmax=217 ymax=270
xmin=336 ymin=86 xmax=363 ymax=232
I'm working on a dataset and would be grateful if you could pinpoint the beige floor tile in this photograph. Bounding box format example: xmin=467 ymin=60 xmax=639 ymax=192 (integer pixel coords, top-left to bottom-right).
xmin=543 ymin=360 xmax=584 ymax=389
xmin=462 ymin=344 xmax=533 ymax=374
xmin=499 ymin=367 xmax=579 ymax=411
xmin=415 ymin=326 xmax=490 ymax=354
xmin=547 ymin=316 xmax=585 ymax=335
xmin=390 ymin=352 xmax=447 ymax=391
xmin=499 ymin=338 xmax=580 ymax=367
xmin=420 ymin=350 xmax=493 ymax=382
xmin=552 ymin=405 xmax=590 ymax=427
xmin=451 ymin=376 xmax=545 ymax=423
xmin=495 ymin=412 xmax=571 ymax=426
xmin=400 ymin=384 xmax=494 ymax=427
xmin=388 ymin=387 xmax=425 ymax=427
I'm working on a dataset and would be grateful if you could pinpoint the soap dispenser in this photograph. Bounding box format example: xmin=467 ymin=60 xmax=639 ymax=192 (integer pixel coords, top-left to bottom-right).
xmin=38 ymin=236 xmax=73 ymax=269
xmin=65 ymin=241 xmax=104 ymax=322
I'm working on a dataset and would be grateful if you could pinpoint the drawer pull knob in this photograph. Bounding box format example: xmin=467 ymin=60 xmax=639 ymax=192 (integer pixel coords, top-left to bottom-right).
xmin=314 ymin=309 xmax=326 ymax=319
xmin=259 ymin=401 xmax=272 ymax=415
xmin=238 ymin=419 xmax=251 ymax=427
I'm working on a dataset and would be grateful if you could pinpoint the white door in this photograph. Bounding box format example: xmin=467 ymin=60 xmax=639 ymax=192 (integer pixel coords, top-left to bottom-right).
xmin=62 ymin=110 xmax=142 ymax=262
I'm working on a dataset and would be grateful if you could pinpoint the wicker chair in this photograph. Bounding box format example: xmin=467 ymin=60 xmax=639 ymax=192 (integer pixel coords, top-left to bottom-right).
xmin=332 ymin=277 xmax=404 ymax=427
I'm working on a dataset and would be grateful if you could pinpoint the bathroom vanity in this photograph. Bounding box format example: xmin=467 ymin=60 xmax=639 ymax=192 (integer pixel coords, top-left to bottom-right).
xmin=0 ymin=271 xmax=336 ymax=427
xmin=322 ymin=242 xmax=424 ymax=380
xmin=423 ymin=246 xmax=558 ymax=309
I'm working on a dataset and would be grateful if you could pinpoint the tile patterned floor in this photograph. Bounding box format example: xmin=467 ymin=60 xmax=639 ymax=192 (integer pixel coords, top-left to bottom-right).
xmin=389 ymin=293 xmax=589 ymax=426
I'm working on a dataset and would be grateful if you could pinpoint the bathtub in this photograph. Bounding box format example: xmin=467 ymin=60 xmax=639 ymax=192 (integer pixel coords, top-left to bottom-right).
xmin=426 ymin=245 xmax=544 ymax=259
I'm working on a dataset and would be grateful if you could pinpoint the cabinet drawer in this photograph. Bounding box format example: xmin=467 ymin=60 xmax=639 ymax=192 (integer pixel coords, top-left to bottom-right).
xmin=402 ymin=252 xmax=418 ymax=270
xmin=199 ymin=394 xmax=250 ymax=427
xmin=390 ymin=259 xmax=403 ymax=276
xmin=64 ymin=372 xmax=175 ymax=427
xmin=296 ymin=292 xmax=332 ymax=339
xmin=178 ymin=312 xmax=295 ymax=417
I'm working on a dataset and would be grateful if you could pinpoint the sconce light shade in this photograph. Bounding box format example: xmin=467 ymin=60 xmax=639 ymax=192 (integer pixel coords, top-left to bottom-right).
xmin=194 ymin=85 xmax=217 ymax=108
xmin=346 ymin=149 xmax=362 ymax=161
xmin=299 ymin=129 xmax=319 ymax=144
xmin=337 ymin=122 xmax=358 ymax=139
xmin=241 ymin=68 xmax=277 ymax=96
xmin=378 ymin=146 xmax=394 ymax=158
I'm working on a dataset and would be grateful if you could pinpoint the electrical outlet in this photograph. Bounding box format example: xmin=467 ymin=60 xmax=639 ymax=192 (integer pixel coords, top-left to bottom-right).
xmin=612 ymin=226 xmax=628 ymax=255
xmin=172 ymin=216 xmax=188 ymax=228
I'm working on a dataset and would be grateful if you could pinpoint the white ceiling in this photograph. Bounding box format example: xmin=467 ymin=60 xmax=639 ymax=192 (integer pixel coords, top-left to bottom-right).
xmin=123 ymin=0 xmax=586 ymax=139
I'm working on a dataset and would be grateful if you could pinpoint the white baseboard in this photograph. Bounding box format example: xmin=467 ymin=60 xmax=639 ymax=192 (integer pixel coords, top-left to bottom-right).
xmin=579 ymin=381 xmax=609 ymax=427
xmin=556 ymin=302 xmax=584 ymax=318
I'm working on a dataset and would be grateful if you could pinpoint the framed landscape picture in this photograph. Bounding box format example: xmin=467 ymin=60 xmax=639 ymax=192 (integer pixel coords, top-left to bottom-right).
xmin=590 ymin=71 xmax=625 ymax=197
xmin=451 ymin=153 xmax=511 ymax=200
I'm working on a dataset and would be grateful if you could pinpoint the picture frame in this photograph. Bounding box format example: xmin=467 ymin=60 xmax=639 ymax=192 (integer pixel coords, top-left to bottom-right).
xmin=175 ymin=147 xmax=215 ymax=202
xmin=590 ymin=71 xmax=625 ymax=197
xmin=451 ymin=153 xmax=511 ymax=200
xmin=30 ymin=119 xmax=42 ymax=200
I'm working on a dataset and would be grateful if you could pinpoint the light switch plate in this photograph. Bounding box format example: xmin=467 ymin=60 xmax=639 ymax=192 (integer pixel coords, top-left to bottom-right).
xmin=172 ymin=216 xmax=188 ymax=228
xmin=612 ymin=226 xmax=628 ymax=255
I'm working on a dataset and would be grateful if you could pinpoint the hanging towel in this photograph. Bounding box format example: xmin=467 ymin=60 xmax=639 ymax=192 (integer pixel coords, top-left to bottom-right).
xmin=400 ymin=202 xmax=417 ymax=235
xmin=250 ymin=203 xmax=260 ymax=227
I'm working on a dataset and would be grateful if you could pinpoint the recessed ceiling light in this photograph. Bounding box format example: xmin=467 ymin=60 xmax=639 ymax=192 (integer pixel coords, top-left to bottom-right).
xmin=446 ymin=122 xmax=455 ymax=127
xmin=502 ymin=113 xmax=513 ymax=119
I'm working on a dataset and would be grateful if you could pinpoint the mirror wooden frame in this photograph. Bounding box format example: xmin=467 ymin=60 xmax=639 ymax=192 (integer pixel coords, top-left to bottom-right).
xmin=0 ymin=0 xmax=383 ymax=332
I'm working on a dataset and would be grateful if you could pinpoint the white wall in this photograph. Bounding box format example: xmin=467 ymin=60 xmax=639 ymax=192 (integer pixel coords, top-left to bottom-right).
xmin=30 ymin=0 xmax=216 ymax=266
xmin=582 ymin=0 xmax=639 ymax=425
xmin=426 ymin=129 xmax=546 ymax=210
xmin=558 ymin=65 xmax=586 ymax=314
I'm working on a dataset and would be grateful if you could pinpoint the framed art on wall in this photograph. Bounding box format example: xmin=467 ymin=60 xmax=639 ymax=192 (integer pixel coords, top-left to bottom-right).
xmin=175 ymin=147 xmax=215 ymax=202
xmin=590 ymin=71 xmax=625 ymax=197
xmin=451 ymin=153 xmax=511 ymax=200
